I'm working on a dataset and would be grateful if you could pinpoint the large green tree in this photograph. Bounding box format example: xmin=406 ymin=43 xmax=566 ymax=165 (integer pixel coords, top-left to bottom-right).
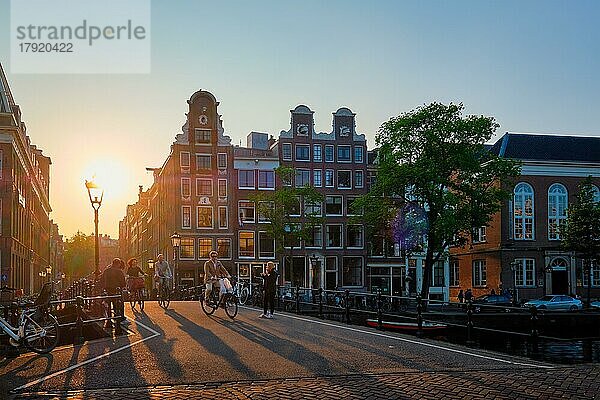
xmin=356 ymin=102 xmax=521 ymax=298
xmin=561 ymin=177 xmax=600 ymax=307
xmin=63 ymin=231 xmax=95 ymax=280
xmin=251 ymin=166 xmax=324 ymax=286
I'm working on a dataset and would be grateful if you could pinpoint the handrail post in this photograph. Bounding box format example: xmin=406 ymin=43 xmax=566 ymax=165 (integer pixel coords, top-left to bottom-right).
xmin=377 ymin=290 xmax=383 ymax=330
xmin=318 ymin=287 xmax=323 ymax=319
xmin=344 ymin=289 xmax=351 ymax=324
xmin=529 ymin=306 xmax=539 ymax=340
xmin=416 ymin=295 xmax=423 ymax=338
xmin=295 ymin=286 xmax=300 ymax=314
xmin=466 ymin=299 xmax=474 ymax=345
xmin=75 ymin=295 xmax=84 ymax=345
xmin=114 ymin=290 xmax=124 ymax=335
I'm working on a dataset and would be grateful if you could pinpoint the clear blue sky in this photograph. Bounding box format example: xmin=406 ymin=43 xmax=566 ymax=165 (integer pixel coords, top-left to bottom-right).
xmin=0 ymin=0 xmax=599 ymax=238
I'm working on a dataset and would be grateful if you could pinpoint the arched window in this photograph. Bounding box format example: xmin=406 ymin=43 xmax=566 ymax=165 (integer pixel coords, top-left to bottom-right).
xmin=514 ymin=183 xmax=534 ymax=240
xmin=592 ymin=185 xmax=600 ymax=204
xmin=549 ymin=257 xmax=568 ymax=270
xmin=548 ymin=183 xmax=568 ymax=240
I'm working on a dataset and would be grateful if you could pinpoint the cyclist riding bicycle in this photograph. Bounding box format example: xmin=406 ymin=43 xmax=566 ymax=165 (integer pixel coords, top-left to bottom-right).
xmin=126 ymin=258 xmax=146 ymax=292
xmin=203 ymin=250 xmax=231 ymax=304
xmin=154 ymin=253 xmax=172 ymax=291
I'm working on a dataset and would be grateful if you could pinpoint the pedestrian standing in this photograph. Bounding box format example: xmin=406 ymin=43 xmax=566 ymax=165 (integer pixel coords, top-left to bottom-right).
xmin=101 ymin=258 xmax=126 ymax=329
xmin=260 ymin=261 xmax=278 ymax=319
xmin=457 ymin=289 xmax=464 ymax=303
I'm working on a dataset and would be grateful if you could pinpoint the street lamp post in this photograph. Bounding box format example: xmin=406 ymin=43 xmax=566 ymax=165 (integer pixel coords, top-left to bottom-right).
xmin=45 ymin=266 xmax=52 ymax=283
xmin=309 ymin=253 xmax=319 ymax=289
xmin=85 ymin=179 xmax=104 ymax=282
xmin=147 ymin=259 xmax=155 ymax=293
xmin=171 ymin=233 xmax=181 ymax=295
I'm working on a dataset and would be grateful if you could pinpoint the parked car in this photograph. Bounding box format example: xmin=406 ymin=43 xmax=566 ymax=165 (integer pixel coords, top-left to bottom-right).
xmin=472 ymin=294 xmax=513 ymax=312
xmin=590 ymin=301 xmax=600 ymax=310
xmin=523 ymin=295 xmax=582 ymax=311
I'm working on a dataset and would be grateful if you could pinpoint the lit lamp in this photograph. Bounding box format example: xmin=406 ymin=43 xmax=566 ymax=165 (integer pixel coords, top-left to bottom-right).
xmin=46 ymin=266 xmax=52 ymax=283
xmin=85 ymin=178 xmax=104 ymax=281
xmin=309 ymin=253 xmax=319 ymax=290
xmin=171 ymin=233 xmax=181 ymax=289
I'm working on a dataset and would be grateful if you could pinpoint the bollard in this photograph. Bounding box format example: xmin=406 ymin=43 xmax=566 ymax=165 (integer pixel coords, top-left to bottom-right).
xmin=344 ymin=289 xmax=351 ymax=324
xmin=529 ymin=306 xmax=539 ymax=340
xmin=466 ymin=299 xmax=474 ymax=345
xmin=295 ymin=287 xmax=300 ymax=314
xmin=75 ymin=296 xmax=84 ymax=345
xmin=318 ymin=288 xmax=323 ymax=319
xmin=416 ymin=295 xmax=423 ymax=338
xmin=377 ymin=290 xmax=383 ymax=330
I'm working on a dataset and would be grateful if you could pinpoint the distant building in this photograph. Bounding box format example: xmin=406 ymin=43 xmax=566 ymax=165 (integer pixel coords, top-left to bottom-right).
xmin=0 ymin=63 xmax=56 ymax=294
xmin=450 ymin=133 xmax=600 ymax=302
xmin=98 ymin=234 xmax=119 ymax=271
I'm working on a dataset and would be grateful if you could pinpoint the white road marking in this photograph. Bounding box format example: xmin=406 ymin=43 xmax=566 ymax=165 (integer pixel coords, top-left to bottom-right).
xmin=242 ymin=306 xmax=554 ymax=369
xmin=13 ymin=317 xmax=160 ymax=392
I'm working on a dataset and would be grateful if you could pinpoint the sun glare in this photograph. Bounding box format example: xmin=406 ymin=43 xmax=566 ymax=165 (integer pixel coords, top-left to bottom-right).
xmin=82 ymin=158 xmax=131 ymax=201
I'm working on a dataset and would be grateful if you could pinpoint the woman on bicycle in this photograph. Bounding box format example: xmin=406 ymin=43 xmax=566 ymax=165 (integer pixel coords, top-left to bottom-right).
xmin=126 ymin=258 xmax=146 ymax=292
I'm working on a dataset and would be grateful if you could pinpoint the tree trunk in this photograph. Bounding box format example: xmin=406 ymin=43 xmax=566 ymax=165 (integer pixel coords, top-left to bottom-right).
xmin=587 ymin=259 xmax=592 ymax=309
xmin=420 ymin=248 xmax=433 ymax=300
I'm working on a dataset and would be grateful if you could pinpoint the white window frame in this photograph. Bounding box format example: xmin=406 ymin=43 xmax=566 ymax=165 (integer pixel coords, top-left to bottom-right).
xmin=258 ymin=231 xmax=276 ymax=259
xmin=282 ymin=143 xmax=292 ymax=161
xmin=218 ymin=179 xmax=227 ymax=199
xmin=342 ymin=256 xmax=363 ymax=287
xmin=354 ymin=170 xmax=364 ymax=188
xmin=238 ymin=231 xmax=255 ymax=258
xmin=239 ymin=201 xmax=256 ymax=224
xmin=195 ymin=128 xmax=212 ymax=145
xmin=238 ymin=170 xmax=255 ymax=189
xmin=258 ymin=201 xmax=274 ymax=223
xmin=472 ymin=260 xmax=487 ymax=287
xmin=313 ymin=144 xmax=322 ymax=162
xmin=325 ymin=169 xmax=334 ymax=187
xmin=472 ymin=226 xmax=487 ymax=243
xmin=354 ymin=146 xmax=364 ymax=163
xmin=337 ymin=145 xmax=351 ymax=163
xmin=324 ymin=145 xmax=334 ymax=163
xmin=218 ymin=206 xmax=228 ymax=229
xmin=179 ymin=238 xmax=195 ymax=260
xmin=313 ymin=169 xmax=322 ymax=187
xmin=346 ymin=225 xmax=364 ymax=249
xmin=450 ymin=259 xmax=460 ymax=287
xmin=514 ymin=258 xmax=535 ymax=287
xmin=181 ymin=177 xmax=191 ymax=198
xmin=548 ymin=183 xmax=568 ymax=241
xmin=258 ymin=170 xmax=275 ymax=190
xmin=513 ymin=182 xmax=535 ymax=240
xmin=295 ymin=144 xmax=310 ymax=162
xmin=326 ymin=224 xmax=343 ymax=249
xmin=196 ymin=178 xmax=213 ymax=197
xmin=304 ymin=200 xmax=322 ymax=217
xmin=217 ymin=153 xmax=227 ymax=169
xmin=197 ymin=206 xmax=214 ymax=229
xmin=295 ymin=169 xmax=311 ymax=187
xmin=217 ymin=238 xmax=232 ymax=259
xmin=180 ymin=151 xmax=190 ymax=168
xmin=181 ymin=205 xmax=191 ymax=229
xmin=337 ymin=170 xmax=352 ymax=189
xmin=196 ymin=154 xmax=212 ymax=170
xmin=325 ymin=195 xmax=343 ymax=216
xmin=198 ymin=238 xmax=213 ymax=259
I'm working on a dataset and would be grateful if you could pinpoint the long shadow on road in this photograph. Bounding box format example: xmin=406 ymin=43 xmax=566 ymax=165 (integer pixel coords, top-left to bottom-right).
xmin=164 ymin=309 xmax=260 ymax=380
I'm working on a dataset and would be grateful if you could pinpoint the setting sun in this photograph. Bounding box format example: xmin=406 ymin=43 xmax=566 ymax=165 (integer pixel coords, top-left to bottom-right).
xmin=82 ymin=158 xmax=131 ymax=202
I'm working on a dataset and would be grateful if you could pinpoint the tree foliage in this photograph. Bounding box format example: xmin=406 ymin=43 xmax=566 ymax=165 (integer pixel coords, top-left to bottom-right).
xmin=251 ymin=166 xmax=324 ymax=284
xmin=355 ymin=102 xmax=521 ymax=298
xmin=562 ymin=177 xmax=600 ymax=306
xmin=64 ymin=231 xmax=95 ymax=280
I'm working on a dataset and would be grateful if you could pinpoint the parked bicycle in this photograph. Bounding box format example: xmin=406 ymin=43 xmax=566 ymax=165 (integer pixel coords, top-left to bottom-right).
xmin=0 ymin=283 xmax=59 ymax=354
xmin=200 ymin=278 xmax=238 ymax=319
xmin=232 ymin=276 xmax=250 ymax=305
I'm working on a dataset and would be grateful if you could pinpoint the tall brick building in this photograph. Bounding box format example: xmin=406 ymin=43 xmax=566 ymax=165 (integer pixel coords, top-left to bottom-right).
xmin=0 ymin=63 xmax=58 ymax=294
xmin=450 ymin=133 xmax=600 ymax=303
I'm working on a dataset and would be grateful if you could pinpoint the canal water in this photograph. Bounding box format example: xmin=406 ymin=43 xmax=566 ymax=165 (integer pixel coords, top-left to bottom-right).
xmin=440 ymin=326 xmax=600 ymax=364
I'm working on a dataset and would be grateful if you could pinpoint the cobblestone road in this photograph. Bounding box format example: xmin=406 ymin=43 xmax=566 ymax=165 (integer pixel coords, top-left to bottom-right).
xmin=11 ymin=367 xmax=600 ymax=399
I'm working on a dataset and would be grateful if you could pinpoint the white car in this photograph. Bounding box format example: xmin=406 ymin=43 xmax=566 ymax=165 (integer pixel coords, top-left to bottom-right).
xmin=523 ymin=295 xmax=582 ymax=311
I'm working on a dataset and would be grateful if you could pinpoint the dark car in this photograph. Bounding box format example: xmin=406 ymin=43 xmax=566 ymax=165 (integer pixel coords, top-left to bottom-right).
xmin=472 ymin=294 xmax=513 ymax=312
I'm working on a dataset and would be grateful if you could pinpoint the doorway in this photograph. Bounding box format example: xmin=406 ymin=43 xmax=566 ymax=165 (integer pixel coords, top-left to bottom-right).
xmin=551 ymin=270 xmax=568 ymax=294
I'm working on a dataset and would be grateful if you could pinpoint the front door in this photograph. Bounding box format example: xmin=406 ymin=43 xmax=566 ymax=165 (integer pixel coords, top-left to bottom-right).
xmin=551 ymin=270 xmax=568 ymax=294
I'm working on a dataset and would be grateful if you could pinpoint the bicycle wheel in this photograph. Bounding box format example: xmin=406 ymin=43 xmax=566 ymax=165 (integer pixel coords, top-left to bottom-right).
xmin=24 ymin=312 xmax=59 ymax=354
xmin=224 ymin=294 xmax=238 ymax=319
xmin=239 ymin=287 xmax=249 ymax=305
xmin=201 ymin=292 xmax=217 ymax=315
xmin=159 ymin=285 xmax=170 ymax=309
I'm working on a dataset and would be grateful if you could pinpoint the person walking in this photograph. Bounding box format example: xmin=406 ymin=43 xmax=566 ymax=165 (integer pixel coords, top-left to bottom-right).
xmin=457 ymin=289 xmax=464 ymax=303
xmin=101 ymin=258 xmax=126 ymax=329
xmin=260 ymin=261 xmax=278 ymax=319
